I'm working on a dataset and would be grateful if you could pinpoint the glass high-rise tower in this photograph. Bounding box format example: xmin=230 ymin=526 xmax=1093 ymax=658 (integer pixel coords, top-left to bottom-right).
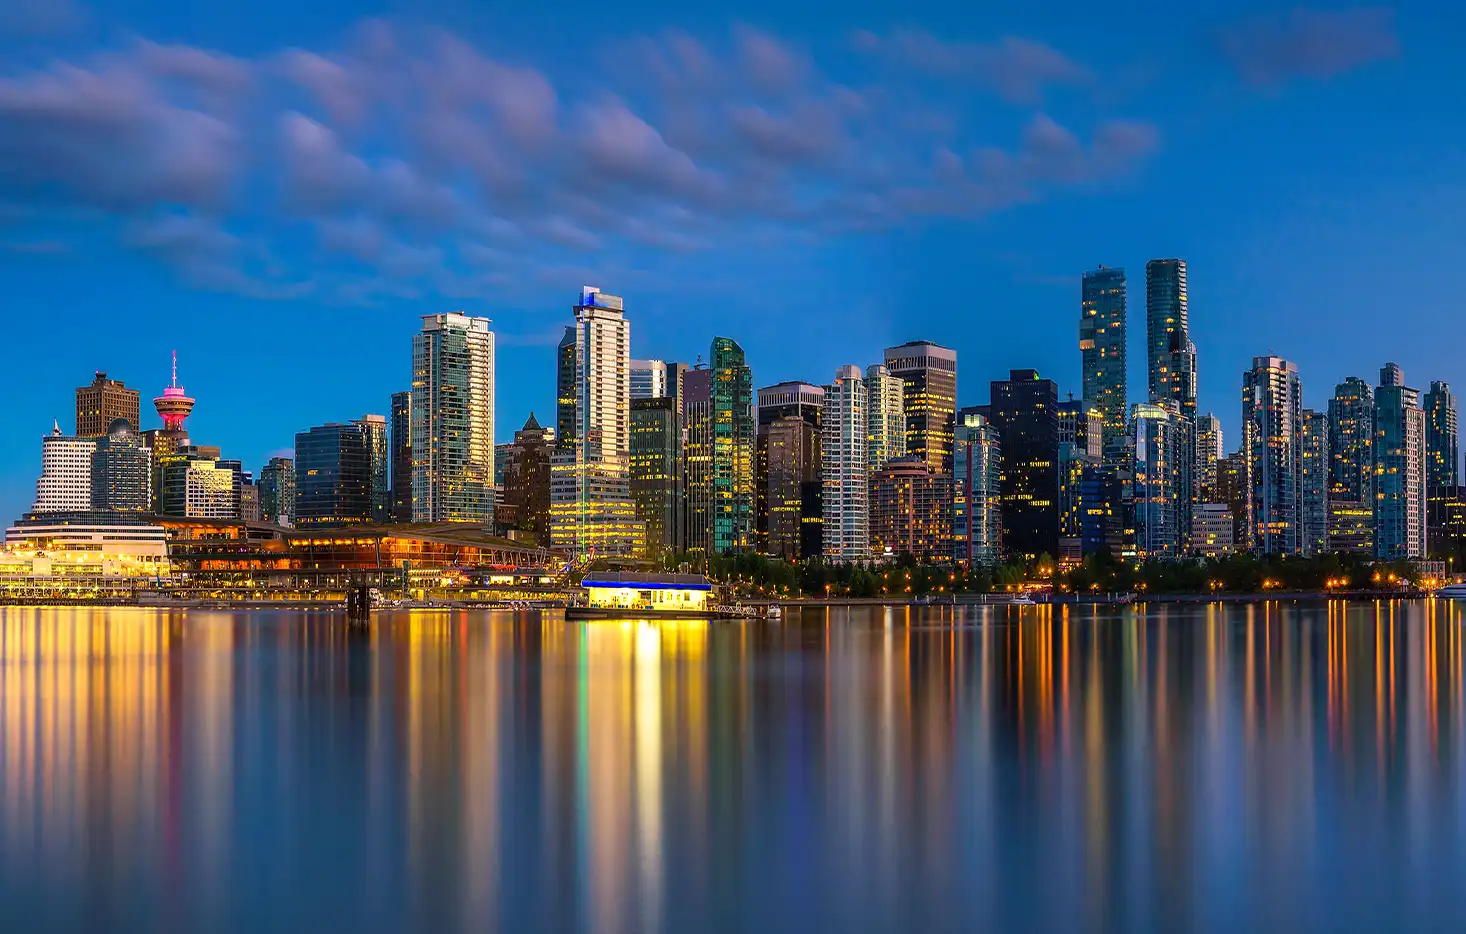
xmin=1080 ymin=266 xmax=1127 ymax=457
xmin=411 ymin=313 xmax=494 ymax=523
xmin=1425 ymin=380 xmax=1459 ymax=555
xmin=1242 ymin=356 xmax=1303 ymax=555
xmin=883 ymin=341 xmax=957 ymax=474
xmin=1374 ymin=363 xmax=1427 ymax=560
xmin=1145 ymin=259 xmax=1196 ymax=419
xmin=822 ymin=365 xmax=869 ymax=561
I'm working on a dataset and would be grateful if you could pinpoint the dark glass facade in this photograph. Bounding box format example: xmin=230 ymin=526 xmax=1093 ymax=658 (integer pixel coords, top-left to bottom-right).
xmin=710 ymin=337 xmax=755 ymax=555
xmin=1079 ymin=267 xmax=1127 ymax=457
xmin=759 ymin=415 xmax=821 ymax=560
xmin=631 ymin=397 xmax=681 ymax=558
xmin=884 ymin=341 xmax=957 ymax=475
xmin=294 ymin=423 xmax=372 ymax=528
xmin=988 ymin=369 xmax=1060 ymax=560
xmin=90 ymin=422 xmax=151 ymax=513
xmin=1145 ymin=259 xmax=1196 ymax=420
xmin=259 ymin=456 xmax=295 ymax=526
xmin=1426 ymin=381 xmax=1459 ymax=556
xmin=390 ymin=390 xmax=412 ymax=522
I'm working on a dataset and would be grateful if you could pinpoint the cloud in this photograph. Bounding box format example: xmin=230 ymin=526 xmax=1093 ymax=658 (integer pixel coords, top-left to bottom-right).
xmin=853 ymin=30 xmax=1090 ymax=103
xmin=1218 ymin=7 xmax=1400 ymax=85
xmin=0 ymin=0 xmax=88 ymax=38
xmin=0 ymin=20 xmax=1157 ymax=303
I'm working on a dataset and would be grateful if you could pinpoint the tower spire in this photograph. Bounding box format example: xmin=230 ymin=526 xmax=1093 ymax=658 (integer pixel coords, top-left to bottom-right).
xmin=171 ymin=350 xmax=178 ymax=388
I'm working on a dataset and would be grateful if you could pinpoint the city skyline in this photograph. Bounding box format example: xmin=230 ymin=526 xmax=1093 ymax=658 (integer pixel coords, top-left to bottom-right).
xmin=3 ymin=5 xmax=1465 ymax=527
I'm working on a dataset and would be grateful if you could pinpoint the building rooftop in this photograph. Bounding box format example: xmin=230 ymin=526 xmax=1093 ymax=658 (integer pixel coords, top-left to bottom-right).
xmin=581 ymin=571 xmax=712 ymax=590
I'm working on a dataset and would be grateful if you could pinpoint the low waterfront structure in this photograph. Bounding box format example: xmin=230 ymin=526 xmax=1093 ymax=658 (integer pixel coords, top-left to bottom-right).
xmin=580 ymin=572 xmax=712 ymax=613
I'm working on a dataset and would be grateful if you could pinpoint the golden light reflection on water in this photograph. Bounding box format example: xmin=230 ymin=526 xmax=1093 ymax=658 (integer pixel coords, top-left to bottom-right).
xmin=4 ymin=602 xmax=1466 ymax=932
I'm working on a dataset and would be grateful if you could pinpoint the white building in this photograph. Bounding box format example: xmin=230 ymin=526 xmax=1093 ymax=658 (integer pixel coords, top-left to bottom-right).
xmin=550 ymin=287 xmax=644 ymax=558
xmin=1191 ymin=503 xmax=1235 ymax=557
xmin=822 ymin=365 xmax=868 ymax=561
xmin=864 ymin=364 xmax=906 ymax=474
xmin=411 ymin=313 xmax=495 ymax=523
xmin=954 ymin=411 xmax=1001 ymax=566
xmin=630 ymin=359 xmax=668 ymax=400
xmin=31 ymin=424 xmax=97 ymax=513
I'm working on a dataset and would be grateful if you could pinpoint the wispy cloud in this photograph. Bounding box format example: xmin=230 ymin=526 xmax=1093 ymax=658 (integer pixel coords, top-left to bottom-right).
xmin=1218 ymin=7 xmax=1400 ymax=86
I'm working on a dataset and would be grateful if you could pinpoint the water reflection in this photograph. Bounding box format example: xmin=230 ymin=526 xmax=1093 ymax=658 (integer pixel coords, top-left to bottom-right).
xmin=3 ymin=602 xmax=1466 ymax=932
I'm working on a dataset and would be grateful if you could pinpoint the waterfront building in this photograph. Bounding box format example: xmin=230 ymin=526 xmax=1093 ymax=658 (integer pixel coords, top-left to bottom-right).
xmin=1242 ymin=356 xmax=1303 ymax=555
xmin=1145 ymin=259 xmax=1197 ymax=420
xmin=1194 ymin=414 xmax=1223 ymax=504
xmin=822 ymin=365 xmax=869 ymax=561
xmin=30 ymin=425 xmax=97 ymax=513
xmin=580 ymin=572 xmax=711 ymax=613
xmin=865 ymin=364 xmax=907 ymax=474
xmin=259 ymin=456 xmax=296 ymax=527
xmin=883 ymin=341 xmax=957 ymax=474
xmin=1191 ymin=503 xmax=1235 ymax=557
xmin=869 ymin=456 xmax=952 ymax=562
xmin=499 ymin=413 xmax=555 ymax=545
xmin=1130 ymin=402 xmax=1187 ymax=558
xmin=411 ymin=312 xmax=494 ymax=523
xmin=1080 ymin=266 xmax=1127 ymax=457
xmin=988 ymin=369 xmax=1060 ymax=560
xmin=1057 ymin=399 xmax=1103 ymax=460
xmin=549 ymin=287 xmax=643 ymax=558
xmin=630 ymin=359 xmax=669 ymax=400
xmin=1217 ymin=449 xmax=1251 ymax=551
xmin=159 ymin=454 xmax=237 ymax=519
xmin=710 ymin=338 xmax=755 ymax=554
xmin=682 ymin=368 xmax=713 ymax=557
xmin=756 ymin=382 xmax=824 ymax=557
xmin=90 ymin=419 xmax=151 ymax=514
xmin=356 ymin=414 xmax=389 ymax=524
xmin=760 ymin=414 xmax=821 ymax=560
xmin=3 ymin=517 xmax=170 ymax=580
xmin=631 ymin=397 xmax=682 ymax=558
xmin=390 ymin=390 xmax=412 ymax=522
xmin=76 ymin=372 xmax=140 ymax=438
xmin=1374 ymin=363 xmax=1427 ymax=560
xmin=1426 ymin=381 xmax=1459 ymax=556
xmin=1301 ymin=409 xmax=1329 ymax=556
xmin=1327 ymin=376 xmax=1374 ymax=553
xmin=1328 ymin=500 xmax=1375 ymax=555
xmin=295 ymin=422 xmax=373 ymax=528
xmin=953 ymin=411 xmax=1002 ymax=566
xmin=1056 ymin=398 xmax=1104 ymax=560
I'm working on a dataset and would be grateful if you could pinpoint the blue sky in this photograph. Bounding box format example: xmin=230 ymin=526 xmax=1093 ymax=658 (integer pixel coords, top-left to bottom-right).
xmin=1 ymin=1 xmax=1463 ymax=522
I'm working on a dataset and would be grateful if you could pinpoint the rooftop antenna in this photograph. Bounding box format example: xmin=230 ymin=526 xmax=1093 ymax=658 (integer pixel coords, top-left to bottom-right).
xmin=171 ymin=350 xmax=178 ymax=388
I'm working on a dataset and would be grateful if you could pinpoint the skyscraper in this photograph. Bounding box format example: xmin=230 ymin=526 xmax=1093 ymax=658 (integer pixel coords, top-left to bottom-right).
xmin=90 ymin=419 xmax=151 ymax=514
xmin=1327 ymin=377 xmax=1374 ymax=553
xmin=883 ymin=341 xmax=957 ymax=474
xmin=988 ymin=369 xmax=1060 ymax=560
xmin=1374 ymin=363 xmax=1427 ymax=560
xmin=1217 ymin=448 xmax=1251 ymax=551
xmin=1080 ymin=266 xmax=1127 ymax=456
xmin=1056 ymin=398 xmax=1104 ymax=560
xmin=1130 ymin=402 xmax=1186 ymax=558
xmin=864 ymin=364 xmax=906 ymax=473
xmin=630 ymin=359 xmax=669 ymax=400
xmin=295 ymin=422 xmax=373 ymax=528
xmin=411 ymin=313 xmax=494 ymax=524
xmin=549 ymin=287 xmax=643 ymax=558
xmin=499 ymin=413 xmax=555 ymax=545
xmin=76 ymin=372 xmax=140 ymax=438
xmin=1241 ymin=356 xmax=1303 ymax=555
xmin=1300 ymin=408 xmax=1329 ymax=556
xmin=1426 ymin=381 xmax=1459 ymax=556
xmin=756 ymin=382 xmax=824 ymax=558
xmin=259 ymin=456 xmax=296 ymax=527
xmin=822 ymin=365 xmax=869 ymax=561
xmin=953 ymin=411 xmax=1002 ymax=566
xmin=390 ymin=390 xmax=412 ymax=522
xmin=356 ymin=414 xmax=389 ymax=523
xmin=869 ymin=456 xmax=952 ymax=562
xmin=710 ymin=337 xmax=755 ymax=554
xmin=30 ymin=424 xmax=96 ymax=513
xmin=1145 ymin=259 xmax=1196 ymax=419
xmin=1194 ymin=414 xmax=1223 ymax=503
xmin=631 ymin=396 xmax=682 ymax=558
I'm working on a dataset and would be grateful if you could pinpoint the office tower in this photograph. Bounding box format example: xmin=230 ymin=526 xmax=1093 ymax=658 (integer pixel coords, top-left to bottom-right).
xmin=883 ymin=341 xmax=957 ymax=474
xmin=411 ymin=312 xmax=495 ymax=523
xmin=630 ymin=359 xmax=669 ymax=400
xmin=1326 ymin=377 xmax=1374 ymax=553
xmin=354 ymin=414 xmax=389 ymax=523
xmin=1217 ymin=449 xmax=1250 ymax=551
xmin=76 ymin=372 xmax=140 ymax=438
xmin=90 ymin=418 xmax=151 ymax=513
xmin=1300 ymin=409 xmax=1329 ymax=556
xmin=710 ymin=337 xmax=755 ymax=554
xmin=953 ymin=411 xmax=1002 ymax=566
xmin=682 ymin=367 xmax=713 ymax=557
xmin=1056 ymin=399 xmax=1103 ymax=460
xmin=390 ymin=390 xmax=412 ymax=522
xmin=988 ymin=369 xmax=1060 ymax=560
xmin=1191 ymin=503 xmax=1235 ymax=557
xmin=1194 ymin=414 xmax=1223 ymax=503
xmin=1055 ymin=398 xmax=1104 ymax=561
xmin=1426 ymin=381 xmax=1459 ymax=555
xmin=864 ymin=364 xmax=907 ymax=472
xmin=159 ymin=452 xmax=237 ymax=519
xmin=1130 ymin=402 xmax=1187 ymax=558
xmin=549 ymin=287 xmax=643 ymax=558
xmin=239 ymin=479 xmax=261 ymax=522
xmin=1080 ymin=266 xmax=1127 ymax=456
xmin=822 ymin=365 xmax=869 ymax=560
xmin=631 ymin=397 xmax=681 ymax=558
xmin=259 ymin=456 xmax=296 ymax=527
xmin=760 ymin=415 xmax=821 ymax=560
xmin=756 ymin=382 xmax=824 ymax=558
xmin=870 ymin=456 xmax=952 ymax=562
xmin=498 ymin=413 xmax=555 ymax=545
xmin=1374 ymin=363 xmax=1427 ymax=560
xmin=30 ymin=424 xmax=97 ymax=513
xmin=294 ymin=422 xmax=373 ymax=528
xmin=1241 ymin=356 xmax=1303 ymax=555
xmin=1145 ymin=259 xmax=1196 ymax=419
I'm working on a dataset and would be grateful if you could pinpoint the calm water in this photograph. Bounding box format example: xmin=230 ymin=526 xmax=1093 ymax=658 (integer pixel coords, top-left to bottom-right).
xmin=3 ymin=602 xmax=1466 ymax=933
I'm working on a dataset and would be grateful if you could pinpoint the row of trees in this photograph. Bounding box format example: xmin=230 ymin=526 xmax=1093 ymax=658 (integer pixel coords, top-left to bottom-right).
xmin=646 ymin=549 xmax=1435 ymax=598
